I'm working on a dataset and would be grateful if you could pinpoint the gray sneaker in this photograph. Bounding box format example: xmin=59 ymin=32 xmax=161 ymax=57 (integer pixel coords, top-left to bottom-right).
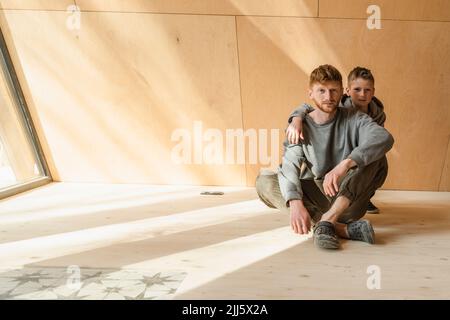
xmin=313 ymin=221 xmax=340 ymax=250
xmin=346 ymin=220 xmax=375 ymax=244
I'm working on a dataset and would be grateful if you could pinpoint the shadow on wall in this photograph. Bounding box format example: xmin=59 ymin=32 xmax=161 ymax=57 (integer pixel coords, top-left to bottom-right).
xmin=0 ymin=1 xmax=319 ymax=186
xmin=1 ymin=1 xmax=448 ymax=190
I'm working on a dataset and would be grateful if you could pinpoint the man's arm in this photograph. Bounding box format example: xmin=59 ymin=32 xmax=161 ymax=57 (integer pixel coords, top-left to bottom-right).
xmin=347 ymin=111 xmax=394 ymax=168
xmin=323 ymin=158 xmax=357 ymax=197
xmin=278 ymin=144 xmax=312 ymax=234
xmin=322 ymin=111 xmax=393 ymax=197
xmin=286 ymin=103 xmax=315 ymax=144
xmin=278 ymin=144 xmax=305 ymax=203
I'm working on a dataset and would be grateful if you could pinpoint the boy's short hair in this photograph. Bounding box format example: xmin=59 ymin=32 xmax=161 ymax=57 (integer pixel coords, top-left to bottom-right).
xmin=347 ymin=66 xmax=375 ymax=85
xmin=309 ymin=64 xmax=342 ymax=87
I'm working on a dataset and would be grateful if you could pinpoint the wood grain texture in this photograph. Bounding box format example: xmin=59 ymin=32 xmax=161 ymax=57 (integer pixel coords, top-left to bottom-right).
xmin=76 ymin=0 xmax=318 ymax=17
xmin=439 ymin=136 xmax=450 ymax=191
xmin=319 ymin=0 xmax=450 ymax=21
xmin=1 ymin=3 xmax=449 ymax=190
xmin=2 ymin=11 xmax=246 ymax=185
xmin=1 ymin=184 xmax=449 ymax=298
xmin=0 ymin=0 xmax=74 ymax=10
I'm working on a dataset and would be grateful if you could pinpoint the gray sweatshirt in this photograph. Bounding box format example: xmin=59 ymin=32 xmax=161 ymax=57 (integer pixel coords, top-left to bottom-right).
xmin=278 ymin=107 xmax=394 ymax=204
xmin=288 ymin=95 xmax=386 ymax=127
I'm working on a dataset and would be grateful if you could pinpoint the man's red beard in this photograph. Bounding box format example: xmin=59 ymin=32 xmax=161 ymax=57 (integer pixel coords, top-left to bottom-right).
xmin=316 ymin=102 xmax=338 ymax=114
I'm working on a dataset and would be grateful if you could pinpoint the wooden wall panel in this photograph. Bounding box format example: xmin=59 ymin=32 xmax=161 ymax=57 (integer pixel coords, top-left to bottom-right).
xmin=439 ymin=137 xmax=450 ymax=191
xmin=2 ymin=11 xmax=246 ymax=185
xmin=0 ymin=0 xmax=74 ymax=10
xmin=319 ymin=0 xmax=450 ymax=21
xmin=237 ymin=16 xmax=450 ymax=190
xmin=1 ymin=3 xmax=449 ymax=190
xmin=76 ymin=0 xmax=318 ymax=17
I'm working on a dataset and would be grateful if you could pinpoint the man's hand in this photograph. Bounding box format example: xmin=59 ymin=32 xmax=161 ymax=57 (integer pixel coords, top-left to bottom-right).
xmin=289 ymin=199 xmax=311 ymax=235
xmin=323 ymin=159 xmax=357 ymax=197
xmin=286 ymin=117 xmax=304 ymax=144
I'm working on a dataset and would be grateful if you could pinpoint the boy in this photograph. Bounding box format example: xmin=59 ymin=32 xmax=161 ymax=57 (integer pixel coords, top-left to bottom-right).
xmin=286 ymin=67 xmax=386 ymax=214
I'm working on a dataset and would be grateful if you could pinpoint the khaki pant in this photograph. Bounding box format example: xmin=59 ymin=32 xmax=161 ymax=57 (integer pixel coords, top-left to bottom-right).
xmin=255 ymin=157 xmax=388 ymax=224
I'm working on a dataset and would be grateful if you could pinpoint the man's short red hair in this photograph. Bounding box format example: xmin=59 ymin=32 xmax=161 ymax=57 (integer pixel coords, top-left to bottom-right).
xmin=309 ymin=64 xmax=343 ymax=87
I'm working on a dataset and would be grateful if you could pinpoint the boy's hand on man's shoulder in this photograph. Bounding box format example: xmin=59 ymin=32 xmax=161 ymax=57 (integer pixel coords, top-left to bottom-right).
xmin=286 ymin=117 xmax=304 ymax=144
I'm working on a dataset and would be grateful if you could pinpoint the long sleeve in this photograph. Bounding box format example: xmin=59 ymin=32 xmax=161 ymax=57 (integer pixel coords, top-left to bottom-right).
xmin=288 ymin=103 xmax=315 ymax=124
xmin=278 ymin=144 xmax=306 ymax=205
xmin=347 ymin=111 xmax=394 ymax=168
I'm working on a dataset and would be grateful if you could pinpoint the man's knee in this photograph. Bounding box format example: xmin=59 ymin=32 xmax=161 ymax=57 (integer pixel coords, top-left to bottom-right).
xmin=256 ymin=173 xmax=278 ymax=198
xmin=373 ymin=156 xmax=389 ymax=189
xmin=255 ymin=173 xmax=280 ymax=209
xmin=339 ymin=157 xmax=388 ymax=200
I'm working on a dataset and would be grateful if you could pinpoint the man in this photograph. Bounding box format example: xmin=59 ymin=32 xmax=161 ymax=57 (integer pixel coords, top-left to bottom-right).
xmin=286 ymin=67 xmax=386 ymax=214
xmin=255 ymin=64 xmax=394 ymax=250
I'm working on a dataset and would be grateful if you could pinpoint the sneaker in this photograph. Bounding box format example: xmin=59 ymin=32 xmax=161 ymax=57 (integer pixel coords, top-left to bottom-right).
xmin=366 ymin=201 xmax=379 ymax=214
xmin=346 ymin=220 xmax=375 ymax=244
xmin=313 ymin=221 xmax=340 ymax=250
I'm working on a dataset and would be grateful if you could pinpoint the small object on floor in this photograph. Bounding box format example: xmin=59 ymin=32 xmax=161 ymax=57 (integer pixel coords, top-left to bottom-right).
xmin=200 ymin=191 xmax=224 ymax=195
xmin=313 ymin=221 xmax=340 ymax=250
xmin=366 ymin=201 xmax=380 ymax=214
xmin=347 ymin=220 xmax=375 ymax=244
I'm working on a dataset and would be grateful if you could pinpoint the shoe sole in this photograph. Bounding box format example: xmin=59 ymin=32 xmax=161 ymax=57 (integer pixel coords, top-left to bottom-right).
xmin=360 ymin=220 xmax=375 ymax=244
xmin=314 ymin=234 xmax=340 ymax=249
xmin=366 ymin=209 xmax=380 ymax=214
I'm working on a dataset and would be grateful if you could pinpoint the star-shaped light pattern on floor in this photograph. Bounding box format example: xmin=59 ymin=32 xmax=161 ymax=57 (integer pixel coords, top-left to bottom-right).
xmin=13 ymin=271 xmax=54 ymax=286
xmin=0 ymin=267 xmax=186 ymax=300
xmin=142 ymin=272 xmax=178 ymax=287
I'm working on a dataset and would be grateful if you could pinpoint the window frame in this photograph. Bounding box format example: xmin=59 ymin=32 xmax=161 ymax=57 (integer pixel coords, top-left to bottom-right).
xmin=0 ymin=27 xmax=51 ymax=200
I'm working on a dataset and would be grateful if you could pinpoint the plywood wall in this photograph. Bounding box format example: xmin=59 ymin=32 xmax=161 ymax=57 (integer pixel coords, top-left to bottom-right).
xmin=0 ymin=0 xmax=449 ymax=190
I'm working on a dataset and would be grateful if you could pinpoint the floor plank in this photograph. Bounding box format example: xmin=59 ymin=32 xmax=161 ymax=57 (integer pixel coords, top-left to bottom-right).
xmin=0 ymin=183 xmax=449 ymax=299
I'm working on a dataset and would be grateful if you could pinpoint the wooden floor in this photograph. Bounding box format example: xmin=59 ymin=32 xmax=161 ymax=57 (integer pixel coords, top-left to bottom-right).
xmin=0 ymin=182 xmax=449 ymax=299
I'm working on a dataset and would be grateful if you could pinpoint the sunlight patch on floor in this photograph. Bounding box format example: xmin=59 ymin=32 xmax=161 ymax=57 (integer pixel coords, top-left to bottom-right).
xmin=122 ymin=226 xmax=311 ymax=297
xmin=0 ymin=198 xmax=269 ymax=268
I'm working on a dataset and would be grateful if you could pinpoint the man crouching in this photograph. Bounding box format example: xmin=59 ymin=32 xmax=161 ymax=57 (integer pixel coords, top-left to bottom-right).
xmin=256 ymin=64 xmax=394 ymax=250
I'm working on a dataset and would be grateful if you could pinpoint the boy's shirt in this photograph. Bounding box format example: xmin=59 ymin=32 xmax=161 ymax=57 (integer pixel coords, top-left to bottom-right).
xmin=341 ymin=95 xmax=386 ymax=127
xmin=288 ymin=94 xmax=386 ymax=127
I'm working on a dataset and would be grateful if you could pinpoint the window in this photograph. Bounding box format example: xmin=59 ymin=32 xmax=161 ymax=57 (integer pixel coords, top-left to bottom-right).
xmin=0 ymin=28 xmax=51 ymax=200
